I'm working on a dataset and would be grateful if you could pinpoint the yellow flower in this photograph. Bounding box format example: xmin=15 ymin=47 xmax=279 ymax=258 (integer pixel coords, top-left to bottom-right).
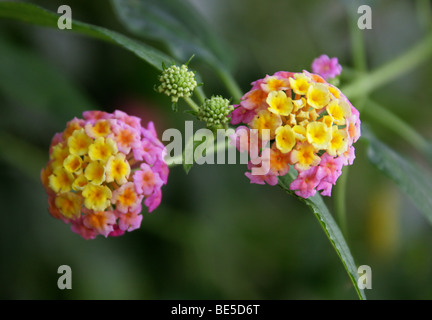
xmin=320 ymin=115 xmax=334 ymax=128
xmin=82 ymin=184 xmax=112 ymax=211
xmin=289 ymin=74 xmax=310 ymax=95
xmin=50 ymin=143 xmax=69 ymax=169
xmin=48 ymin=167 xmax=74 ymax=193
xmin=307 ymin=83 xmax=330 ymax=109
xmin=306 ymin=121 xmax=332 ymax=150
xmin=326 ymin=99 xmax=352 ymax=125
xmin=55 ymin=192 xmax=82 ymax=219
xmin=275 ymin=125 xmax=296 ymax=153
xmin=84 ymin=161 xmax=105 ymax=185
xmin=68 ymin=128 xmax=93 ymax=156
xmin=85 ymin=120 xmax=112 ymax=139
xmin=328 ymin=126 xmax=348 ymax=156
xmin=292 ymin=125 xmax=307 ymax=142
xmin=88 ymin=137 xmax=118 ymax=162
xmin=249 ymin=109 xmax=282 ymax=140
xmin=262 ymin=76 xmax=290 ymax=92
xmin=266 ymin=90 xmax=293 ymax=116
xmin=63 ymin=154 xmax=83 ymax=173
xmin=72 ymin=175 xmax=88 ymax=191
xmin=105 ymin=153 xmax=131 ymax=185
xmin=290 ymin=142 xmax=321 ymax=171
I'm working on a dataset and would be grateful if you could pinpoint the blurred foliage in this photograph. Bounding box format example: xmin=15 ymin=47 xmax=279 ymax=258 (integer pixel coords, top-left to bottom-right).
xmin=1 ymin=0 xmax=432 ymax=299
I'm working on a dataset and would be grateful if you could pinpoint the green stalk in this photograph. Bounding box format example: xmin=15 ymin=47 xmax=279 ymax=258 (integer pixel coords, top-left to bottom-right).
xmin=183 ymin=96 xmax=200 ymax=112
xmin=335 ymin=166 xmax=349 ymax=236
xmin=363 ymin=99 xmax=431 ymax=156
xmin=341 ymin=33 xmax=432 ymax=99
xmin=215 ymin=67 xmax=243 ymax=103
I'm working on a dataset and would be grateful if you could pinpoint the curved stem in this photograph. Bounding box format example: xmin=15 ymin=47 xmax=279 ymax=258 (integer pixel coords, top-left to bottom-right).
xmin=341 ymin=33 xmax=432 ymax=100
xmin=215 ymin=67 xmax=243 ymax=103
xmin=363 ymin=99 xmax=431 ymax=156
xmin=183 ymin=96 xmax=200 ymax=112
xmin=335 ymin=166 xmax=349 ymax=236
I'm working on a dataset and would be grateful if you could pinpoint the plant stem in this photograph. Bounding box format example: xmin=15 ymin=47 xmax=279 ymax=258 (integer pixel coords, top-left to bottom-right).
xmin=363 ymin=99 xmax=431 ymax=156
xmin=183 ymin=96 xmax=200 ymax=112
xmin=335 ymin=166 xmax=349 ymax=236
xmin=349 ymin=14 xmax=367 ymax=72
xmin=341 ymin=32 xmax=432 ymax=99
xmin=195 ymin=86 xmax=206 ymax=104
xmin=215 ymin=67 xmax=243 ymax=103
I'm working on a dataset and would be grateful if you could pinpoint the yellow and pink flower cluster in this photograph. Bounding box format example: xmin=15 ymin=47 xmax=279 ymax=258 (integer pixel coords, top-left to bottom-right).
xmin=231 ymin=70 xmax=360 ymax=198
xmin=41 ymin=110 xmax=168 ymax=239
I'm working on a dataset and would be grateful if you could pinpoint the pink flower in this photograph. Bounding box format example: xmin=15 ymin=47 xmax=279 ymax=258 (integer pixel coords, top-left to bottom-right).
xmin=118 ymin=210 xmax=143 ymax=232
xmin=82 ymin=110 xmax=112 ymax=122
xmin=289 ymin=167 xmax=324 ymax=198
xmin=112 ymin=182 xmax=143 ymax=214
xmin=341 ymin=145 xmax=356 ymax=166
xmin=230 ymin=105 xmax=256 ymax=125
xmin=133 ymin=163 xmax=163 ymax=196
xmin=144 ymin=188 xmax=162 ymax=213
xmin=113 ymin=110 xmax=142 ymax=131
xmin=311 ymin=55 xmax=342 ymax=80
xmin=112 ymin=122 xmax=140 ymax=154
xmin=317 ymin=180 xmax=333 ymax=197
xmin=83 ymin=211 xmax=117 ymax=238
xmin=71 ymin=217 xmax=97 ymax=240
xmin=317 ymin=153 xmax=343 ymax=184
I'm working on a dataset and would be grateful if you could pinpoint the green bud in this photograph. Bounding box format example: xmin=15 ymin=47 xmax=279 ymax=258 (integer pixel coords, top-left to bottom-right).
xmin=198 ymin=96 xmax=234 ymax=129
xmin=157 ymin=64 xmax=197 ymax=103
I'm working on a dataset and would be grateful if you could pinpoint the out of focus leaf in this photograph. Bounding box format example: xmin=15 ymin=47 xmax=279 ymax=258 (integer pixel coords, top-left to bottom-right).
xmin=0 ymin=35 xmax=91 ymax=123
xmin=278 ymin=173 xmax=367 ymax=300
xmin=0 ymin=132 xmax=46 ymax=182
xmin=0 ymin=1 xmax=173 ymax=70
xmin=363 ymin=126 xmax=432 ymax=225
xmin=110 ymin=0 xmax=233 ymax=70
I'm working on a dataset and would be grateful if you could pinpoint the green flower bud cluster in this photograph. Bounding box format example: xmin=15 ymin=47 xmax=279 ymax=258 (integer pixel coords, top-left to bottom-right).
xmin=157 ymin=64 xmax=197 ymax=103
xmin=198 ymin=96 xmax=234 ymax=129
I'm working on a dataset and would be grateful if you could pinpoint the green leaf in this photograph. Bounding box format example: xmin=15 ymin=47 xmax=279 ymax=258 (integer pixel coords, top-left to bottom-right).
xmin=0 ymin=1 xmax=173 ymax=70
xmin=278 ymin=173 xmax=367 ymax=300
xmin=0 ymin=35 xmax=91 ymax=123
xmin=363 ymin=126 xmax=432 ymax=225
xmin=110 ymin=0 xmax=233 ymax=70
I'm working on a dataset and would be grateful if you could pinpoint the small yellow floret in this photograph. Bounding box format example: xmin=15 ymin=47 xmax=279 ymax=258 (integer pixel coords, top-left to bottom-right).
xmin=307 ymin=83 xmax=330 ymax=109
xmin=84 ymin=161 xmax=106 ymax=185
xmin=68 ymin=128 xmax=92 ymax=156
xmin=48 ymin=167 xmax=74 ymax=193
xmin=88 ymin=137 xmax=118 ymax=162
xmin=326 ymin=99 xmax=351 ymax=125
xmin=55 ymin=192 xmax=82 ymax=219
xmin=105 ymin=153 xmax=130 ymax=185
xmin=82 ymin=184 xmax=112 ymax=211
xmin=289 ymin=74 xmax=310 ymax=95
xmin=72 ymin=175 xmax=88 ymax=191
xmin=306 ymin=121 xmax=332 ymax=150
xmin=290 ymin=142 xmax=321 ymax=171
xmin=85 ymin=120 xmax=112 ymax=139
xmin=275 ymin=125 xmax=296 ymax=153
xmin=266 ymin=90 xmax=293 ymax=116
xmin=249 ymin=110 xmax=282 ymax=140
xmin=63 ymin=154 xmax=82 ymax=173
xmin=328 ymin=126 xmax=348 ymax=156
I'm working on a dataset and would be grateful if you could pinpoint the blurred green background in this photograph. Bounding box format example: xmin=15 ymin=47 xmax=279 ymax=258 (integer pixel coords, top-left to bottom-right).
xmin=1 ymin=0 xmax=432 ymax=299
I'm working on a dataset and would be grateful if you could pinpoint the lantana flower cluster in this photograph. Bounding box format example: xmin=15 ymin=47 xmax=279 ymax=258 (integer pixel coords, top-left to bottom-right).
xmin=231 ymin=70 xmax=360 ymax=198
xmin=41 ymin=110 xmax=168 ymax=239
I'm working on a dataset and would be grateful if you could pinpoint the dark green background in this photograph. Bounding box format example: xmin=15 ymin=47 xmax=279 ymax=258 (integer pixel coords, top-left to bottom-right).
xmin=1 ymin=0 xmax=431 ymax=299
